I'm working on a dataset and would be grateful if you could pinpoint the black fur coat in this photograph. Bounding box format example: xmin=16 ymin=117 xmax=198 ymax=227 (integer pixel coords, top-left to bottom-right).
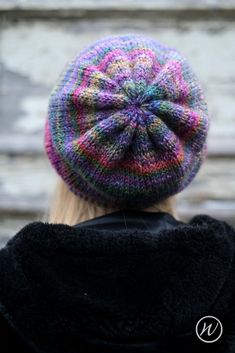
xmin=0 ymin=210 xmax=235 ymax=353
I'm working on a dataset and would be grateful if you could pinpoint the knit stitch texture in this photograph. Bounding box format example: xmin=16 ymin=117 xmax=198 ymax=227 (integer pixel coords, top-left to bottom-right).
xmin=44 ymin=34 xmax=209 ymax=208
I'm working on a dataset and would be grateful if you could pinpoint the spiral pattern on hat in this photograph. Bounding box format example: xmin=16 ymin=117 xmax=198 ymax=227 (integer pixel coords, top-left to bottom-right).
xmin=45 ymin=34 xmax=209 ymax=208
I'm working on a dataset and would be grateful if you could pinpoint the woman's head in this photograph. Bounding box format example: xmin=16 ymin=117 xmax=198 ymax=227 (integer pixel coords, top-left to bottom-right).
xmin=44 ymin=34 xmax=209 ymax=224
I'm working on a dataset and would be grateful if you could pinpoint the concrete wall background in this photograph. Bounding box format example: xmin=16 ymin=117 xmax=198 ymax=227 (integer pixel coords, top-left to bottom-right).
xmin=1 ymin=0 xmax=235 ymax=246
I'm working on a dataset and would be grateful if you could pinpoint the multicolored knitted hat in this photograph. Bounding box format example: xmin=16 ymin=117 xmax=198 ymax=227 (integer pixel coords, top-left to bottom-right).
xmin=44 ymin=34 xmax=209 ymax=209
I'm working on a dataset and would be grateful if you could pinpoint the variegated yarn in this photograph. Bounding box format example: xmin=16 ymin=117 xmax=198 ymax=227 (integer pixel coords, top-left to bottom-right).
xmin=45 ymin=34 xmax=209 ymax=208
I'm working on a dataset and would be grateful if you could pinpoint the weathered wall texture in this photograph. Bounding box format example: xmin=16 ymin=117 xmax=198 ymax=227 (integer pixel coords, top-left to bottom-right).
xmin=0 ymin=0 xmax=235 ymax=246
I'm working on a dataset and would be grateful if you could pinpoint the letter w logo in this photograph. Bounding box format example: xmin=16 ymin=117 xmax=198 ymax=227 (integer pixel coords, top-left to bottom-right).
xmin=199 ymin=322 xmax=219 ymax=336
xmin=196 ymin=316 xmax=223 ymax=343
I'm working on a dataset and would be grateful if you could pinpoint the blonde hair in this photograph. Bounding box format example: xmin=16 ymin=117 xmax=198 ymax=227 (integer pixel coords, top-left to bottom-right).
xmin=44 ymin=175 xmax=179 ymax=226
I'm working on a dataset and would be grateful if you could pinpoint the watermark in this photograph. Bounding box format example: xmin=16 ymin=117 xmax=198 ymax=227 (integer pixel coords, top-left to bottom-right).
xmin=195 ymin=316 xmax=223 ymax=343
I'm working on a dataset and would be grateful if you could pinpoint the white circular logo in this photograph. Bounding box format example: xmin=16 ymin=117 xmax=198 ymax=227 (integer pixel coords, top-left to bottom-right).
xmin=195 ymin=316 xmax=223 ymax=343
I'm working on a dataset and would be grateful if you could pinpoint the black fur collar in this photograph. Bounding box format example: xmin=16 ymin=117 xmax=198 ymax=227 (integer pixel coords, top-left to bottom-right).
xmin=0 ymin=213 xmax=235 ymax=352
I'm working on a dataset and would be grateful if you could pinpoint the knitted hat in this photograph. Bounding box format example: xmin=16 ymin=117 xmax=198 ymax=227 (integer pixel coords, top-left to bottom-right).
xmin=44 ymin=34 xmax=209 ymax=209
